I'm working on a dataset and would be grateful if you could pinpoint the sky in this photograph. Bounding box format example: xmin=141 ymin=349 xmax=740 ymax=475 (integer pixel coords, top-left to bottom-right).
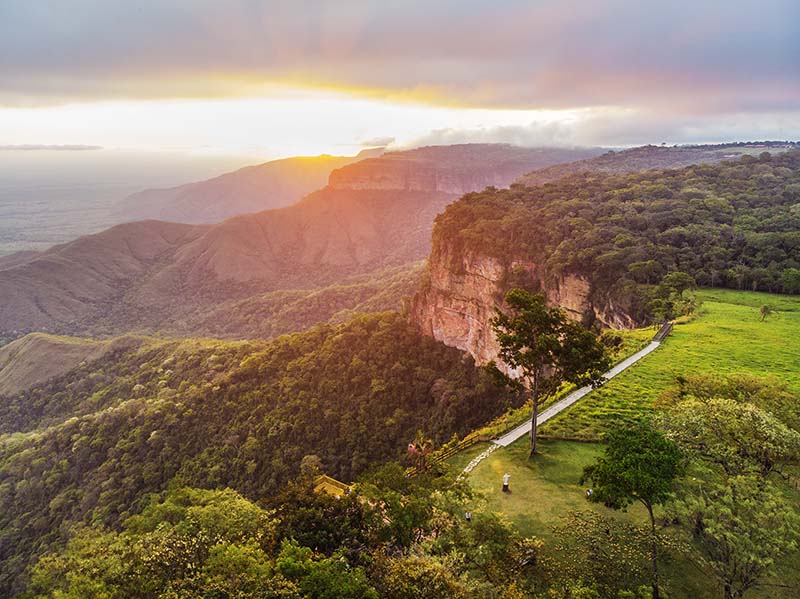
xmin=1 ymin=0 xmax=798 ymax=159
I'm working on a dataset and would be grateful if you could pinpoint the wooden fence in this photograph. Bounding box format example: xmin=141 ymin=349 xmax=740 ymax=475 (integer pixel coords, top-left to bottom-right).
xmin=405 ymin=430 xmax=489 ymax=477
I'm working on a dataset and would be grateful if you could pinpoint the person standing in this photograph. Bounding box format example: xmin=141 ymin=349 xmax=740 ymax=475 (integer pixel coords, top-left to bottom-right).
xmin=502 ymin=473 xmax=511 ymax=493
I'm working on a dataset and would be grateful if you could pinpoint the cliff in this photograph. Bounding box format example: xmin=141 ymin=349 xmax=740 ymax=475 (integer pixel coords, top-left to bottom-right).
xmin=410 ymin=239 xmax=637 ymax=374
xmin=329 ymin=144 xmax=602 ymax=193
xmin=0 ymin=144 xmax=600 ymax=340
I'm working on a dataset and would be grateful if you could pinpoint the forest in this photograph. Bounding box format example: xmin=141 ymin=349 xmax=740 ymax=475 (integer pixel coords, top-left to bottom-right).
xmin=17 ymin=372 xmax=800 ymax=599
xmin=435 ymin=151 xmax=800 ymax=321
xmin=2 ymin=152 xmax=800 ymax=598
xmin=0 ymin=314 xmax=520 ymax=595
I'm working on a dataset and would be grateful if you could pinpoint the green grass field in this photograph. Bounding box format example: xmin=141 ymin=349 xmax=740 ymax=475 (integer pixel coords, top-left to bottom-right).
xmin=449 ymin=438 xmax=799 ymax=599
xmin=541 ymin=288 xmax=800 ymax=440
xmin=448 ymin=289 xmax=800 ymax=598
xmin=449 ymin=439 xmax=714 ymax=598
xmin=449 ymin=439 xmax=638 ymax=541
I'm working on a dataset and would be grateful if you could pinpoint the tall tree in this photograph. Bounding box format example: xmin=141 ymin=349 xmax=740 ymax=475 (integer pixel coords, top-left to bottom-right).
xmin=655 ymin=374 xmax=800 ymax=598
xmin=673 ymin=476 xmax=799 ymax=599
xmin=582 ymin=422 xmax=685 ymax=599
xmin=656 ymin=397 xmax=800 ymax=479
xmin=658 ymin=271 xmax=697 ymax=298
xmin=490 ymin=288 xmax=609 ymax=457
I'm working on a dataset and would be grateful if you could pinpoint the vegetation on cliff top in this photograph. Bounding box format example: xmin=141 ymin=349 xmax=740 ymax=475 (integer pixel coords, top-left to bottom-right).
xmin=433 ymin=151 xmax=800 ymax=322
xmin=515 ymin=142 xmax=799 ymax=188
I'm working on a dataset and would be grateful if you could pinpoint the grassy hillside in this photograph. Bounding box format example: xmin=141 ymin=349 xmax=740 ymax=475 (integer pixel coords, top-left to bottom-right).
xmin=0 ymin=333 xmax=146 ymax=396
xmin=447 ymin=289 xmax=800 ymax=598
xmin=139 ymin=263 xmax=424 ymax=340
xmin=542 ymin=289 xmax=800 ymax=439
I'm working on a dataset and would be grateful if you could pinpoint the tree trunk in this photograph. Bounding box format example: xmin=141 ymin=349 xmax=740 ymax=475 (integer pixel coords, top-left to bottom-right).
xmin=529 ymin=373 xmax=540 ymax=458
xmin=646 ymin=503 xmax=661 ymax=599
xmin=723 ymin=584 xmax=733 ymax=599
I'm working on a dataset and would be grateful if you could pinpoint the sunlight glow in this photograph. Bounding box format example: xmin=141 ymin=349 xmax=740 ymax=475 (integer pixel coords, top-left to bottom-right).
xmin=0 ymin=86 xmax=591 ymax=160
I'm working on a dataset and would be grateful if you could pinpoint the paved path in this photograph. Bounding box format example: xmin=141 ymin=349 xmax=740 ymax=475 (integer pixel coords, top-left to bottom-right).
xmin=493 ymin=340 xmax=663 ymax=448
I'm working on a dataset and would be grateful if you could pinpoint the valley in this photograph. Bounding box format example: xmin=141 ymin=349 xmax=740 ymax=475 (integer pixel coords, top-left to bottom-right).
xmin=0 ymin=144 xmax=599 ymax=342
xmin=2 ymin=144 xmax=799 ymax=599
xmin=4 ymin=4 xmax=799 ymax=598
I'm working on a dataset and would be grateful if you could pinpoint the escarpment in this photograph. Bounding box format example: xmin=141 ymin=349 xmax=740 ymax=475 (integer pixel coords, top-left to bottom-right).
xmin=410 ymin=236 xmax=637 ymax=373
xmin=411 ymin=149 xmax=800 ymax=368
xmin=328 ymin=144 xmax=603 ymax=193
xmin=0 ymin=144 xmax=600 ymax=341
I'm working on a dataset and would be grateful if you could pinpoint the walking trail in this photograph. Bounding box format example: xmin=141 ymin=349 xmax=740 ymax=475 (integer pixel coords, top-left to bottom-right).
xmin=462 ymin=325 xmax=671 ymax=476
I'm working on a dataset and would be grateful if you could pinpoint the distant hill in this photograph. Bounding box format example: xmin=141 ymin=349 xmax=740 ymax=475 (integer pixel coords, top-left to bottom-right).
xmin=113 ymin=149 xmax=383 ymax=224
xmin=0 ymin=189 xmax=444 ymax=336
xmin=515 ymin=141 xmax=799 ymax=187
xmin=0 ymin=250 xmax=39 ymax=270
xmin=0 ymin=144 xmax=595 ymax=340
xmin=329 ymin=144 xmax=603 ymax=192
xmin=0 ymin=333 xmax=146 ymax=396
xmin=163 ymin=263 xmax=425 ymax=340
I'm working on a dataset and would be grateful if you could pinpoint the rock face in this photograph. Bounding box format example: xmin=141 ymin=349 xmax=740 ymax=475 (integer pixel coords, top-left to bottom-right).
xmin=330 ymin=157 xmax=514 ymax=194
xmin=329 ymin=144 xmax=603 ymax=194
xmin=410 ymin=239 xmax=637 ymax=374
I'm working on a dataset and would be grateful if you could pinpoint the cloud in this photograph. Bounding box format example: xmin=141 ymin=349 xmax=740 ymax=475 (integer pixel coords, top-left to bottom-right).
xmin=407 ymin=108 xmax=800 ymax=148
xmin=359 ymin=136 xmax=395 ymax=147
xmin=0 ymin=0 xmax=797 ymax=116
xmin=0 ymin=144 xmax=103 ymax=151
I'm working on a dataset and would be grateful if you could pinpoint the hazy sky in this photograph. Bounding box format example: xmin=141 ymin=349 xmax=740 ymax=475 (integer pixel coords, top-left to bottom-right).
xmin=1 ymin=0 xmax=798 ymax=158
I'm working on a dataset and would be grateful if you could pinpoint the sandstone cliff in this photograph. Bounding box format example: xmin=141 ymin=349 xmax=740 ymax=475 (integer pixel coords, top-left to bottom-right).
xmin=411 ymin=238 xmax=637 ymax=373
xmin=329 ymin=144 xmax=602 ymax=193
xmin=115 ymin=150 xmax=382 ymax=225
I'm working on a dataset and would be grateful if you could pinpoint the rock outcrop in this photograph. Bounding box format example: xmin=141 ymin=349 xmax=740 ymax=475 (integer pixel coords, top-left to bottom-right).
xmin=329 ymin=144 xmax=603 ymax=193
xmin=411 ymin=239 xmax=637 ymax=373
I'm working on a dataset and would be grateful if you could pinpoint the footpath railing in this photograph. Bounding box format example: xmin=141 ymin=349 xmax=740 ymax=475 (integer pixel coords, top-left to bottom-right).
xmin=653 ymin=321 xmax=673 ymax=343
xmin=405 ymin=430 xmax=489 ymax=477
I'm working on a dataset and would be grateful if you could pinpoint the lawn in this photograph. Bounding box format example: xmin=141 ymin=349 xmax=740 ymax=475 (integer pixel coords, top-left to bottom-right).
xmin=450 ymin=437 xmax=800 ymax=599
xmin=541 ymin=288 xmax=800 ymax=440
xmin=449 ymin=439 xmax=640 ymax=541
xmin=447 ymin=289 xmax=800 ymax=598
xmin=449 ymin=439 xmax=721 ymax=597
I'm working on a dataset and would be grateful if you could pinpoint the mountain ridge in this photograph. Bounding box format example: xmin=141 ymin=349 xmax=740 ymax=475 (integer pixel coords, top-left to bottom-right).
xmin=113 ymin=149 xmax=384 ymax=224
xmin=0 ymin=144 xmax=596 ymax=341
xmin=515 ymin=141 xmax=799 ymax=187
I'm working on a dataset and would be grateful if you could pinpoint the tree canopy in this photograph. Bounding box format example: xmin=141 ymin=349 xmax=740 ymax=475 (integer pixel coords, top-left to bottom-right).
xmin=0 ymin=313 xmax=520 ymax=595
xmin=434 ymin=151 xmax=800 ymax=324
xmin=490 ymin=289 xmax=609 ymax=457
xmin=582 ymin=422 xmax=685 ymax=599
